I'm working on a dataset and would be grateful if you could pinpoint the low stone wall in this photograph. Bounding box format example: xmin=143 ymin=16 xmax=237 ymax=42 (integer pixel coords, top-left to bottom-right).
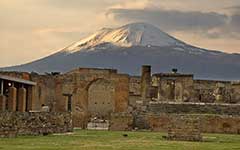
xmin=148 ymin=102 xmax=240 ymax=115
xmin=109 ymin=113 xmax=133 ymax=131
xmin=167 ymin=115 xmax=202 ymax=141
xmin=146 ymin=113 xmax=240 ymax=134
xmin=0 ymin=112 xmax=73 ymax=137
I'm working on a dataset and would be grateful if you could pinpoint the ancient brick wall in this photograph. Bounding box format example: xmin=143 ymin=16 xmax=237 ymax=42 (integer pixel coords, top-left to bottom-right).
xmin=129 ymin=76 xmax=141 ymax=96
xmin=0 ymin=112 xmax=72 ymax=138
xmin=132 ymin=102 xmax=240 ymax=134
xmin=0 ymin=71 xmax=31 ymax=80
xmin=30 ymin=74 xmax=57 ymax=111
xmin=167 ymin=115 xmax=202 ymax=141
xmin=139 ymin=113 xmax=240 ymax=134
xmin=152 ymin=74 xmax=195 ymax=102
xmin=109 ymin=113 xmax=133 ymax=131
xmin=150 ymin=74 xmax=240 ymax=104
xmin=193 ymin=80 xmax=240 ymax=103
xmin=129 ymin=76 xmax=143 ymax=106
xmin=54 ymin=68 xmax=129 ymax=127
xmin=148 ymin=102 xmax=240 ymax=115
xmin=88 ymin=79 xmax=115 ymax=116
xmin=129 ymin=95 xmax=141 ymax=106
xmin=231 ymin=82 xmax=240 ymax=103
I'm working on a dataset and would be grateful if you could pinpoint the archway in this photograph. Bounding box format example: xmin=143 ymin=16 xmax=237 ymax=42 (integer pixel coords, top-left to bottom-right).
xmin=87 ymin=79 xmax=115 ymax=118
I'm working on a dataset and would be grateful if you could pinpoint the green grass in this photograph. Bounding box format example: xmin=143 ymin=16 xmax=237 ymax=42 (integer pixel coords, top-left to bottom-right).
xmin=0 ymin=129 xmax=240 ymax=150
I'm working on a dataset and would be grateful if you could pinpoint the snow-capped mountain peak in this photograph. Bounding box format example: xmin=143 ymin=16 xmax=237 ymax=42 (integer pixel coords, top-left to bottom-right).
xmin=63 ymin=22 xmax=181 ymax=53
xmin=2 ymin=22 xmax=240 ymax=80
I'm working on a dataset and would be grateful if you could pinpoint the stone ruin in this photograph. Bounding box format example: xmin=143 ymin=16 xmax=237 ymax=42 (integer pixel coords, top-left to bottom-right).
xmin=0 ymin=75 xmax=72 ymax=137
xmin=0 ymin=65 xmax=240 ymax=140
xmin=0 ymin=112 xmax=72 ymax=138
xmin=167 ymin=115 xmax=202 ymax=141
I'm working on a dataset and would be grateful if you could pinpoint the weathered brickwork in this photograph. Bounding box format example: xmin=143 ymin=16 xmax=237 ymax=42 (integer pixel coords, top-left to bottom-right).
xmin=152 ymin=74 xmax=195 ymax=102
xmin=142 ymin=113 xmax=240 ymax=134
xmin=148 ymin=102 xmax=240 ymax=115
xmin=129 ymin=76 xmax=141 ymax=96
xmin=193 ymin=80 xmax=234 ymax=103
xmin=167 ymin=115 xmax=202 ymax=141
xmin=109 ymin=113 xmax=133 ymax=131
xmin=0 ymin=112 xmax=72 ymax=138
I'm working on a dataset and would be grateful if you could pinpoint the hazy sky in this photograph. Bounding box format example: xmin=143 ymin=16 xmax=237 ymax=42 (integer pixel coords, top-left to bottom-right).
xmin=1 ymin=0 xmax=240 ymax=67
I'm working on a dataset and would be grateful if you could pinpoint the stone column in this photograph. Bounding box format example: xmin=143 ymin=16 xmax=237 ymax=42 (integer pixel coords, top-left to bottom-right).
xmin=0 ymin=80 xmax=4 ymax=95
xmin=141 ymin=65 xmax=151 ymax=103
xmin=27 ymin=86 xmax=35 ymax=111
xmin=8 ymin=86 xmax=17 ymax=111
xmin=0 ymin=94 xmax=6 ymax=111
xmin=18 ymin=87 xmax=27 ymax=112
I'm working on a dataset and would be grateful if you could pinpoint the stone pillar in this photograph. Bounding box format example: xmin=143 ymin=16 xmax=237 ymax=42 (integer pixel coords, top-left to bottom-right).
xmin=27 ymin=86 xmax=35 ymax=111
xmin=18 ymin=87 xmax=27 ymax=112
xmin=0 ymin=94 xmax=6 ymax=111
xmin=141 ymin=65 xmax=151 ymax=103
xmin=0 ymin=80 xmax=4 ymax=95
xmin=8 ymin=86 xmax=17 ymax=111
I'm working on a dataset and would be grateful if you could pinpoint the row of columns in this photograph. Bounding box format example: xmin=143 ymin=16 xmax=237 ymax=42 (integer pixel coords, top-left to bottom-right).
xmin=0 ymin=84 xmax=28 ymax=112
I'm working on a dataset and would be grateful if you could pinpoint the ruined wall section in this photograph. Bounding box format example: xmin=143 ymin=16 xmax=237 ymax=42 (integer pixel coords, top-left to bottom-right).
xmin=61 ymin=68 xmax=129 ymax=112
xmin=167 ymin=115 xmax=202 ymax=141
xmin=109 ymin=113 xmax=133 ymax=131
xmin=148 ymin=102 xmax=240 ymax=115
xmin=152 ymin=74 xmax=195 ymax=102
xmin=30 ymin=75 xmax=57 ymax=111
xmin=0 ymin=112 xmax=72 ymax=138
xmin=229 ymin=82 xmax=240 ymax=103
xmin=55 ymin=68 xmax=129 ymax=127
xmin=129 ymin=76 xmax=141 ymax=96
xmin=129 ymin=76 xmax=141 ymax=106
xmin=112 ymin=74 xmax=129 ymax=112
xmin=193 ymin=80 xmax=240 ymax=103
xmin=132 ymin=102 xmax=240 ymax=134
xmin=146 ymin=114 xmax=240 ymax=134
xmin=0 ymin=71 xmax=31 ymax=80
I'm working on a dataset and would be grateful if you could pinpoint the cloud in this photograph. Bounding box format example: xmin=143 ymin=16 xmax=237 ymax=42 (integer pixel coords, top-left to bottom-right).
xmin=231 ymin=14 xmax=240 ymax=30
xmin=107 ymin=8 xmax=228 ymax=31
xmin=109 ymin=0 xmax=151 ymax=9
xmin=106 ymin=7 xmax=240 ymax=40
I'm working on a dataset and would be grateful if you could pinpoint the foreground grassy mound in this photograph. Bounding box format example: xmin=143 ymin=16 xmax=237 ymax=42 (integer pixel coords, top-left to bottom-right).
xmin=0 ymin=129 xmax=240 ymax=150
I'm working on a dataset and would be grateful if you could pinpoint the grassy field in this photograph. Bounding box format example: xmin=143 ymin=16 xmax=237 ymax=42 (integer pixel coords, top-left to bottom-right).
xmin=0 ymin=129 xmax=240 ymax=150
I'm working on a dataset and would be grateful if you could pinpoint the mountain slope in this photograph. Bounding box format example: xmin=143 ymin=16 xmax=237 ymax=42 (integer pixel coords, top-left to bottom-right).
xmin=2 ymin=22 xmax=240 ymax=80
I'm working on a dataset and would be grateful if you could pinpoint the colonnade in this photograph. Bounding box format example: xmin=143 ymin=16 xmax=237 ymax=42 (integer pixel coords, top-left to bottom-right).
xmin=0 ymin=79 xmax=35 ymax=112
